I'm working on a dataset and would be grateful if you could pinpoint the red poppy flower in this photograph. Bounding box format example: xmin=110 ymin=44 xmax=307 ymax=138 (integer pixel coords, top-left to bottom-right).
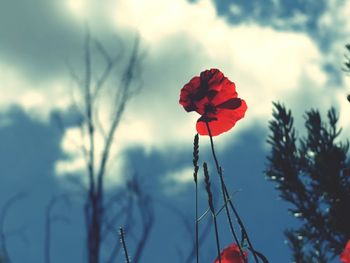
xmin=214 ymin=243 xmax=248 ymax=263
xmin=340 ymin=240 xmax=350 ymax=263
xmin=179 ymin=68 xmax=247 ymax=136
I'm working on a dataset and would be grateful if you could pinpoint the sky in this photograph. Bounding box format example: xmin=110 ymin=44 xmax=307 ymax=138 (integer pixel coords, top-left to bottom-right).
xmin=0 ymin=0 xmax=350 ymax=262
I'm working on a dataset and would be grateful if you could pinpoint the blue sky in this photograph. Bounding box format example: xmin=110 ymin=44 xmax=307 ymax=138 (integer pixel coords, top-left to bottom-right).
xmin=0 ymin=0 xmax=350 ymax=262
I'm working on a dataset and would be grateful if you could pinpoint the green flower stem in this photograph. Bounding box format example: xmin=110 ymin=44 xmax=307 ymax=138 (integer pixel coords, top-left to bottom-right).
xmin=213 ymin=214 xmax=222 ymax=263
xmin=203 ymin=162 xmax=221 ymax=263
xmin=196 ymin=182 xmax=199 ymax=263
xmin=193 ymin=134 xmax=200 ymax=263
xmin=205 ymin=121 xmax=257 ymax=263
xmin=119 ymin=227 xmax=130 ymax=263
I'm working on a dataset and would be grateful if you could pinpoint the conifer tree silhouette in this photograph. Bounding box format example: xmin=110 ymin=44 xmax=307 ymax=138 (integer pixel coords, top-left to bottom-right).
xmin=266 ymin=102 xmax=350 ymax=262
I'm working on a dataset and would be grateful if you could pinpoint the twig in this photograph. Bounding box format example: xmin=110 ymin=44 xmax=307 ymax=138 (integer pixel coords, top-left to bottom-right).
xmin=203 ymin=162 xmax=221 ymax=263
xmin=205 ymin=121 xmax=260 ymax=263
xmin=44 ymin=194 xmax=71 ymax=263
xmin=185 ymin=211 xmax=213 ymax=263
xmin=0 ymin=192 xmax=27 ymax=263
xmin=193 ymin=134 xmax=200 ymax=263
xmin=132 ymin=195 xmax=154 ymax=263
xmin=119 ymin=227 xmax=130 ymax=263
xmin=105 ymin=195 xmax=134 ymax=263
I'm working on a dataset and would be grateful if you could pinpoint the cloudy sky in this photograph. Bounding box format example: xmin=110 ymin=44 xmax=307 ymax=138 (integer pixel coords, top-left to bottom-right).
xmin=1 ymin=0 xmax=350 ymax=262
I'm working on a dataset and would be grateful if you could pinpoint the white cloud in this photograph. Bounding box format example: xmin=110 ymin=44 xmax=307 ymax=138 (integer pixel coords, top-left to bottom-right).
xmin=4 ymin=0 xmax=348 ymax=187
xmin=109 ymin=0 xmax=329 ymax=150
xmin=0 ymin=63 xmax=71 ymax=121
xmin=162 ymin=166 xmax=195 ymax=195
xmin=229 ymin=4 xmax=242 ymax=16
xmin=67 ymin=0 xmax=87 ymax=19
xmin=112 ymin=0 xmax=216 ymax=44
xmin=56 ymin=155 xmax=86 ymax=175
xmin=273 ymin=11 xmax=308 ymax=29
xmin=318 ymin=0 xmax=350 ymax=38
xmin=164 ymin=166 xmax=194 ymax=184
xmin=49 ymin=0 xmax=332 ymax=183
xmin=316 ymin=0 xmax=350 ymax=139
xmin=54 ymin=125 xmax=127 ymax=187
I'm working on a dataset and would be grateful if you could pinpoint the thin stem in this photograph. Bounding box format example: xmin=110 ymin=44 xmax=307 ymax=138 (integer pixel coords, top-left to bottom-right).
xmin=193 ymin=134 xmax=200 ymax=263
xmin=218 ymin=166 xmax=245 ymax=261
xmin=84 ymin=26 xmax=95 ymax=197
xmin=0 ymin=193 xmax=26 ymax=263
xmin=213 ymin=215 xmax=222 ymax=263
xmin=203 ymin=162 xmax=221 ymax=263
xmin=195 ymin=183 xmax=199 ymax=263
xmin=197 ymin=208 xmax=210 ymax=222
xmin=119 ymin=227 xmax=131 ymax=263
xmin=205 ymin=121 xmax=258 ymax=263
xmin=224 ymin=186 xmax=260 ymax=262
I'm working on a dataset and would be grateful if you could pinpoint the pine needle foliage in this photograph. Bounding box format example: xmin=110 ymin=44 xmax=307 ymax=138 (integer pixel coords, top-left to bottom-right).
xmin=266 ymin=102 xmax=350 ymax=262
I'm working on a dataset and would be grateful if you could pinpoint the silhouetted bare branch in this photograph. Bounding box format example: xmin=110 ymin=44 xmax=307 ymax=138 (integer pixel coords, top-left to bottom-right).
xmin=132 ymin=194 xmax=154 ymax=263
xmin=0 ymin=192 xmax=27 ymax=263
xmin=65 ymin=26 xmax=148 ymax=263
xmin=44 ymin=194 xmax=71 ymax=263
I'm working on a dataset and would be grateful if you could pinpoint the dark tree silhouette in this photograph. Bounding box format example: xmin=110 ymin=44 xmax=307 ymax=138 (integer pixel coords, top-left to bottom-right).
xmin=59 ymin=28 xmax=154 ymax=263
xmin=266 ymin=102 xmax=350 ymax=262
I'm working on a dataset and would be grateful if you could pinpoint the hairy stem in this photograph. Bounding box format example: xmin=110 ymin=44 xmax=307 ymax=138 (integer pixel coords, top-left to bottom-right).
xmin=193 ymin=134 xmax=200 ymax=263
xmin=205 ymin=121 xmax=258 ymax=263
xmin=119 ymin=227 xmax=131 ymax=263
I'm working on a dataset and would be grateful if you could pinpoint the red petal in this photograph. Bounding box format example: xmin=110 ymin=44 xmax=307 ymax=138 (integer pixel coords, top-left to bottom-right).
xmin=179 ymin=76 xmax=201 ymax=112
xmin=214 ymin=243 xmax=248 ymax=263
xmin=346 ymin=240 xmax=350 ymax=249
xmin=200 ymin=68 xmax=225 ymax=93
xmin=210 ymin=78 xmax=237 ymax=106
xmin=216 ymin=98 xmax=242 ymax=110
xmin=340 ymin=241 xmax=350 ymax=263
xmin=196 ymin=100 xmax=247 ymax=136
